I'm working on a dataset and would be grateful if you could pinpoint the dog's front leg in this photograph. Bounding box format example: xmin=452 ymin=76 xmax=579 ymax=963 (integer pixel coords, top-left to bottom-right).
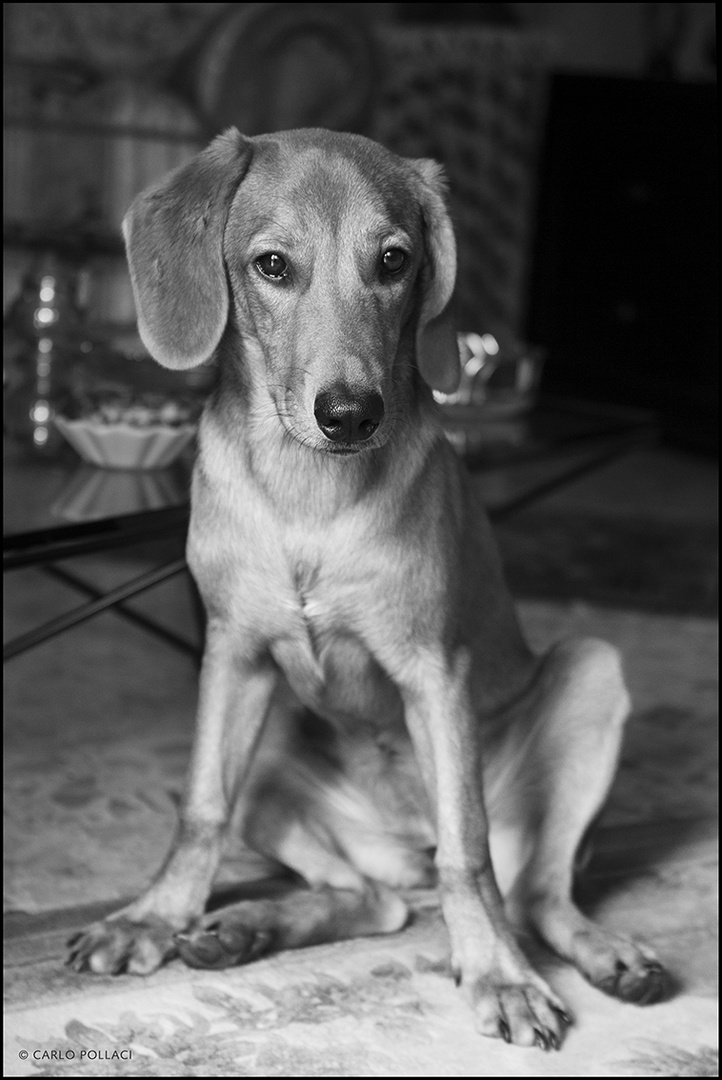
xmin=67 ymin=625 xmax=277 ymax=976
xmin=401 ymin=648 xmax=570 ymax=1050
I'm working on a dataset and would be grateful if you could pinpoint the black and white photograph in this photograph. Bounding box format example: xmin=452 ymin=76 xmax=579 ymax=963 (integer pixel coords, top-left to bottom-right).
xmin=4 ymin=3 xmax=717 ymax=1076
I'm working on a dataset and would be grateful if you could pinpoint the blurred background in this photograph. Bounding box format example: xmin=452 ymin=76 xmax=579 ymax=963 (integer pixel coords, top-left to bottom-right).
xmin=3 ymin=1 xmax=717 ymax=454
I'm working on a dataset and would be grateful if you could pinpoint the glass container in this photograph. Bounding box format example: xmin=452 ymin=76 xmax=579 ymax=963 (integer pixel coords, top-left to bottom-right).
xmin=4 ymin=254 xmax=91 ymax=455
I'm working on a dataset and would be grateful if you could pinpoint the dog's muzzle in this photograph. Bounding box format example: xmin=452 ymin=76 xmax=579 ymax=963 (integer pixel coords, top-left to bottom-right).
xmin=314 ymin=386 xmax=384 ymax=446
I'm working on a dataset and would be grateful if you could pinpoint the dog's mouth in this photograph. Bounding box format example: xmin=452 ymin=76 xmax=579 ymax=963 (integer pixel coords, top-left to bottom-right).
xmin=319 ymin=441 xmax=375 ymax=456
xmin=281 ymin=418 xmax=383 ymax=456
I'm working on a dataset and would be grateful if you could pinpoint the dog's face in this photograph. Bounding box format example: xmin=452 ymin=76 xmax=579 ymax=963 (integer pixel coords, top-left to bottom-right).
xmin=123 ymin=128 xmax=460 ymax=455
xmin=224 ymin=135 xmax=429 ymax=454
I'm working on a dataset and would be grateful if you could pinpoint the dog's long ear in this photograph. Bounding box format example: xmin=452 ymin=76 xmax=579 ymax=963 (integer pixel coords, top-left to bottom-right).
xmin=122 ymin=128 xmax=253 ymax=369
xmin=409 ymin=158 xmax=460 ymax=394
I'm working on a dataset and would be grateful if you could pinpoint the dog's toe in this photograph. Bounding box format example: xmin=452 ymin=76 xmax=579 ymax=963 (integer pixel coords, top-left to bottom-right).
xmin=572 ymin=925 xmax=669 ymax=1005
xmin=469 ymin=972 xmax=570 ymax=1050
xmin=176 ymin=921 xmax=273 ymax=969
xmin=601 ymin=956 xmax=669 ymax=1005
xmin=66 ymin=917 xmax=177 ymax=976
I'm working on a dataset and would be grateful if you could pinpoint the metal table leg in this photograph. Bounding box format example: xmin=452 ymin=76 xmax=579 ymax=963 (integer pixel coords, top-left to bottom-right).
xmin=4 ymin=558 xmax=190 ymax=661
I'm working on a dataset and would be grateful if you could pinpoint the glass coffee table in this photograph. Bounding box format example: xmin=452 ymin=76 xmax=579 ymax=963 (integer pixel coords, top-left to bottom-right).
xmin=4 ymin=396 xmax=658 ymax=662
xmin=4 ymin=440 xmax=197 ymax=661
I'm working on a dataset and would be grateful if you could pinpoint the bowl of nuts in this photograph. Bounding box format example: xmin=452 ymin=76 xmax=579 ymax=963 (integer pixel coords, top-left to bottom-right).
xmin=54 ymin=353 xmax=208 ymax=470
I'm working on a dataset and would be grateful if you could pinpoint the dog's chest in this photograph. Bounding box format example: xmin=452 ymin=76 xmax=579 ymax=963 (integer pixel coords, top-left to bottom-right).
xmin=191 ymin=454 xmax=406 ymax=726
xmin=269 ymin=557 xmax=404 ymax=730
xmin=288 ymin=578 xmax=327 ymax=665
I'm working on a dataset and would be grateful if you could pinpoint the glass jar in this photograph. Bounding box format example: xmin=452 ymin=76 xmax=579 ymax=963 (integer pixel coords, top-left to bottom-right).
xmin=3 ymin=253 xmax=91 ymax=454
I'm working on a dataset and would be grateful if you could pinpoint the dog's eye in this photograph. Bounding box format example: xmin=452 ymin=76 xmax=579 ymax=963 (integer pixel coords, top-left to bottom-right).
xmin=381 ymin=248 xmax=407 ymax=276
xmin=255 ymin=252 xmax=289 ymax=280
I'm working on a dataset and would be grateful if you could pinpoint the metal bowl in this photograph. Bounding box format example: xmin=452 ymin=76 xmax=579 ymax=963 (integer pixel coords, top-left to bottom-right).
xmin=434 ymin=333 xmax=545 ymax=418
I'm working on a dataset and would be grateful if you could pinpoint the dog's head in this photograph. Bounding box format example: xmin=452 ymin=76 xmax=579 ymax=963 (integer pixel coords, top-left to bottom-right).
xmin=123 ymin=128 xmax=459 ymax=454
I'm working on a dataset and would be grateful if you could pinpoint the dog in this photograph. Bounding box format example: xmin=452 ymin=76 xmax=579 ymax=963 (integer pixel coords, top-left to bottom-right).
xmin=67 ymin=127 xmax=667 ymax=1049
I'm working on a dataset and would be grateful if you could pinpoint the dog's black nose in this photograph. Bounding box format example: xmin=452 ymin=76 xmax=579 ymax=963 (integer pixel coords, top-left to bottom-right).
xmin=314 ymin=387 xmax=384 ymax=444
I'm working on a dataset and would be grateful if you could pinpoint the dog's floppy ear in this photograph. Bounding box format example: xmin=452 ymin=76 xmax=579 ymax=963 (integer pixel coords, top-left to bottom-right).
xmin=409 ymin=158 xmax=460 ymax=394
xmin=122 ymin=128 xmax=253 ymax=369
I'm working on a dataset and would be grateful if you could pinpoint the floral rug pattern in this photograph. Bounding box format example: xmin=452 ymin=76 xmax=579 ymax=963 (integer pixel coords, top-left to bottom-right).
xmin=5 ymin=909 xmax=719 ymax=1077
xmin=4 ymin=578 xmax=718 ymax=1076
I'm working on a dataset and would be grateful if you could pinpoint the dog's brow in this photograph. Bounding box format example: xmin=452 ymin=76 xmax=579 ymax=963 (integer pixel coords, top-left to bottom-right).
xmin=248 ymin=219 xmax=301 ymax=249
xmin=343 ymin=216 xmax=413 ymax=245
xmin=367 ymin=225 xmax=413 ymax=244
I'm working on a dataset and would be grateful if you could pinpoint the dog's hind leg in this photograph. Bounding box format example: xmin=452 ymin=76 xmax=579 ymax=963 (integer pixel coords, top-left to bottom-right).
xmin=174 ymin=805 xmax=409 ymax=969
xmin=175 ymin=734 xmax=411 ymax=970
xmin=499 ymin=638 xmax=668 ymax=1005
xmin=176 ymin=881 xmax=407 ymax=969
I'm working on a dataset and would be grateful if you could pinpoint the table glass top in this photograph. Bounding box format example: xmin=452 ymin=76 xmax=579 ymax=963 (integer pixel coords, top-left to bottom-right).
xmin=3 ymin=439 xmax=193 ymax=538
xmin=4 ymin=397 xmax=656 ymax=541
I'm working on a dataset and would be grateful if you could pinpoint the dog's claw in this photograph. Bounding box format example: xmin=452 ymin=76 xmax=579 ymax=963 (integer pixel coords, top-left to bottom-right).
xmin=640 ymin=960 xmax=667 ymax=999
xmin=533 ymin=1028 xmax=550 ymax=1051
xmin=625 ymin=959 xmax=668 ymax=1004
xmin=498 ymin=1019 xmax=511 ymax=1043
xmin=175 ymin=928 xmax=225 ymax=969
xmin=176 ymin=923 xmax=273 ymax=970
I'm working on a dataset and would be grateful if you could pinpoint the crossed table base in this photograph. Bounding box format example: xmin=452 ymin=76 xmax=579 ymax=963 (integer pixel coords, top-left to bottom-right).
xmin=3 ymin=398 xmax=658 ymax=663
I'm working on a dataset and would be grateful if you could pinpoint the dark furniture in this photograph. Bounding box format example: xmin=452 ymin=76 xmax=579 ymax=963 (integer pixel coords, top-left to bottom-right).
xmin=527 ymin=74 xmax=717 ymax=455
xmin=3 ymin=447 xmax=198 ymax=662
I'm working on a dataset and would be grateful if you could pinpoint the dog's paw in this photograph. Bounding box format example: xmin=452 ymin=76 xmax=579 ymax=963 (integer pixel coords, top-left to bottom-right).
xmin=465 ymin=972 xmax=571 ymax=1050
xmin=66 ymin=917 xmax=177 ymax=976
xmin=175 ymin=920 xmax=273 ymax=970
xmin=573 ymin=926 xmax=668 ymax=1005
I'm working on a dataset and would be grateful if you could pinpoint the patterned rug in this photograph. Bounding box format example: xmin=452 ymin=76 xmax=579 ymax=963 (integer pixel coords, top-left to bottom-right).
xmin=4 ymin=558 xmax=718 ymax=1075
